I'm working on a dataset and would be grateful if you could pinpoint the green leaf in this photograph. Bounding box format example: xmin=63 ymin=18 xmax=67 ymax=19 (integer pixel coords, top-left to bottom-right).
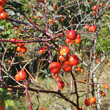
xmin=5 ymin=100 xmax=14 ymax=107
xmin=6 ymin=9 xmax=15 ymax=16
xmin=47 ymin=6 xmax=54 ymax=11
xmin=0 ymin=88 xmax=3 ymax=92
xmin=84 ymin=2 xmax=90 ymax=7
xmin=0 ymin=26 xmax=4 ymax=30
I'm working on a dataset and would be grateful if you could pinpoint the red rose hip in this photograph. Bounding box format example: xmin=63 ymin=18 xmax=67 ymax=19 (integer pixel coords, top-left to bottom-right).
xmin=69 ymin=55 xmax=79 ymax=66
xmin=49 ymin=62 xmax=61 ymax=74
xmin=67 ymin=30 xmax=77 ymax=40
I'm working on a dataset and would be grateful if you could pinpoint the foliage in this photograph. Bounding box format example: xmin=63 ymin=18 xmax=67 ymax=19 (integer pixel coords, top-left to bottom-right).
xmin=0 ymin=0 xmax=110 ymax=110
xmin=0 ymin=88 xmax=14 ymax=109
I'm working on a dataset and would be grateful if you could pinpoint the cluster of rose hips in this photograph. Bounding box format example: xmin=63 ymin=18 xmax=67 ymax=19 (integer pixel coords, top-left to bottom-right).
xmin=84 ymin=97 xmax=96 ymax=107
xmin=102 ymin=83 xmax=109 ymax=89
xmin=92 ymin=3 xmax=103 ymax=16
xmin=75 ymin=106 xmax=82 ymax=110
xmin=75 ymin=97 xmax=96 ymax=110
xmin=74 ymin=65 xmax=87 ymax=76
xmin=15 ymin=69 xmax=27 ymax=81
xmin=75 ymin=88 xmax=105 ymax=110
xmin=59 ymin=45 xmax=79 ymax=71
xmin=84 ymin=25 xmax=96 ymax=32
xmin=49 ymin=30 xmax=81 ymax=90
xmin=0 ymin=0 xmax=8 ymax=20
xmin=84 ymin=91 xmax=105 ymax=107
xmin=74 ymin=65 xmax=84 ymax=73
xmin=38 ymin=46 xmax=48 ymax=55
xmin=10 ymin=38 xmax=27 ymax=55
xmin=65 ymin=30 xmax=81 ymax=45
xmin=52 ymin=73 xmax=65 ymax=90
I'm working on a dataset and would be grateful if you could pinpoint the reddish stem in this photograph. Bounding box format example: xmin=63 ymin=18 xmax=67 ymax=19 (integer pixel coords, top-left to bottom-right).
xmin=0 ymin=63 xmax=3 ymax=85
xmin=41 ymin=3 xmax=49 ymax=32
xmin=24 ymin=80 xmax=32 ymax=110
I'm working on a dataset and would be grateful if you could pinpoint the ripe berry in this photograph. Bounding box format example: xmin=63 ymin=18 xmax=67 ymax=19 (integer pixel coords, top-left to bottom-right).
xmin=15 ymin=73 xmax=21 ymax=81
xmin=52 ymin=74 xmax=58 ymax=79
xmin=14 ymin=27 xmax=18 ymax=29
xmin=107 ymin=62 xmax=110 ymax=67
xmin=62 ymin=61 xmax=72 ymax=72
xmin=90 ymin=97 xmax=96 ymax=104
xmin=67 ymin=30 xmax=77 ymax=40
xmin=56 ymin=77 xmax=60 ymax=82
xmin=92 ymin=11 xmax=96 ymax=16
xmin=65 ymin=38 xmax=71 ymax=44
xmin=10 ymin=38 xmax=16 ymax=44
xmin=40 ymin=108 xmax=46 ymax=110
xmin=53 ymin=3 xmax=56 ymax=10
xmin=80 ymin=68 xmax=84 ymax=72
xmin=84 ymin=25 xmax=89 ymax=30
xmin=89 ymin=26 xmax=96 ymax=32
xmin=16 ymin=46 xmax=21 ymax=52
xmin=14 ymin=30 xmax=18 ymax=35
xmin=49 ymin=62 xmax=61 ymax=74
xmin=0 ymin=6 xmax=3 ymax=13
xmin=18 ymin=69 xmax=27 ymax=80
xmin=16 ymin=39 xmax=21 ymax=45
xmin=75 ymin=38 xmax=81 ymax=44
xmin=0 ymin=12 xmax=8 ymax=20
xmin=77 ymin=67 xmax=81 ymax=71
xmin=93 ymin=5 xmax=97 ymax=11
xmin=69 ymin=55 xmax=79 ymax=66
xmin=100 ymin=3 xmax=103 ymax=7
xmin=38 ymin=48 xmax=45 ymax=54
xmin=58 ymin=54 xmax=68 ymax=62
xmin=0 ymin=0 xmax=6 ymax=6
xmin=20 ymin=47 xmax=27 ymax=53
xmin=75 ymin=107 xmax=82 ymax=110
xmin=38 ymin=46 xmax=48 ymax=55
xmin=34 ymin=15 xmax=39 ymax=19
xmin=19 ymin=53 xmax=22 ymax=56
xmin=99 ymin=90 xmax=106 ymax=97
xmin=84 ymin=99 xmax=90 ymax=106
xmin=76 ymin=34 xmax=81 ymax=39
xmin=49 ymin=19 xmax=53 ymax=24
xmin=60 ymin=46 xmax=70 ymax=57
xmin=17 ymin=42 xmax=25 ymax=47
xmin=58 ymin=80 xmax=65 ymax=89
xmin=89 ymin=1 xmax=92 ymax=4
xmin=43 ymin=46 xmax=48 ymax=50
xmin=7 ymin=60 xmax=11 ymax=63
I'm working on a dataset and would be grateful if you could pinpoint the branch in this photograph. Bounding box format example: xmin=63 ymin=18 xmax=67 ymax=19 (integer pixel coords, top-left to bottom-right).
xmin=24 ymin=81 xmax=32 ymax=110
xmin=0 ymin=85 xmax=80 ymax=108
xmin=70 ymin=71 xmax=79 ymax=107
